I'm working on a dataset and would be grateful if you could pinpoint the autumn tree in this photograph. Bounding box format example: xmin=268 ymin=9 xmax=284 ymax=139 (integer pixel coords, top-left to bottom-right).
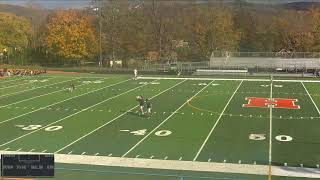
xmin=41 ymin=10 xmax=98 ymax=62
xmin=0 ymin=12 xmax=31 ymax=51
xmin=191 ymin=6 xmax=240 ymax=59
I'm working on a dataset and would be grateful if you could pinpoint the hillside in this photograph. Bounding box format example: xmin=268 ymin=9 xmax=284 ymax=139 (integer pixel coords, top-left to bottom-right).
xmin=0 ymin=4 xmax=49 ymax=26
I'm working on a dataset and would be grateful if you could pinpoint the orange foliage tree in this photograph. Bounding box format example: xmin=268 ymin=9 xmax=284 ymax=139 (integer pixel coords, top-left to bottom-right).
xmin=42 ymin=10 xmax=97 ymax=62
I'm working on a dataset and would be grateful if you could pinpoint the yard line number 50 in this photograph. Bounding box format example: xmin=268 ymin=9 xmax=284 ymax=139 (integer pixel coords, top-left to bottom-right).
xmin=19 ymin=125 xmax=63 ymax=132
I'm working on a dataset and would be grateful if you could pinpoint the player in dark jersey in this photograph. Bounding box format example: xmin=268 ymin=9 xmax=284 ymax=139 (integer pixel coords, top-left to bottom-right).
xmin=136 ymin=95 xmax=144 ymax=115
xmin=145 ymin=98 xmax=152 ymax=116
xmin=69 ymin=83 xmax=75 ymax=92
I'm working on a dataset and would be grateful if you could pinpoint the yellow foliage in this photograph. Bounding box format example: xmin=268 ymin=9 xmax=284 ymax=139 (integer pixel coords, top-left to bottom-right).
xmin=42 ymin=10 xmax=98 ymax=61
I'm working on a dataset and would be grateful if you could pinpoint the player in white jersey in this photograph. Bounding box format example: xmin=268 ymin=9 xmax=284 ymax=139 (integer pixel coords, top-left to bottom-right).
xmin=134 ymin=69 xmax=138 ymax=80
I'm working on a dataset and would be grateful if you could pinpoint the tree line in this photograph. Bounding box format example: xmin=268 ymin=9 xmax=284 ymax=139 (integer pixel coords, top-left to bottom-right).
xmin=0 ymin=0 xmax=320 ymax=66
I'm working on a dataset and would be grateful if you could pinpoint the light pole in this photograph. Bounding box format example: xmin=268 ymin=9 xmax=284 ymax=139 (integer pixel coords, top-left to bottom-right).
xmin=93 ymin=4 xmax=102 ymax=67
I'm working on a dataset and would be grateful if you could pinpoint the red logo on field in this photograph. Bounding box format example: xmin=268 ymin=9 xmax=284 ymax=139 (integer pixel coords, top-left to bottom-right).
xmin=243 ymin=97 xmax=300 ymax=109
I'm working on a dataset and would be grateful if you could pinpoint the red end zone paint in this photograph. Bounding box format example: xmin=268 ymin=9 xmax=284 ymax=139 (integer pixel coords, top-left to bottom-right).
xmin=243 ymin=97 xmax=300 ymax=109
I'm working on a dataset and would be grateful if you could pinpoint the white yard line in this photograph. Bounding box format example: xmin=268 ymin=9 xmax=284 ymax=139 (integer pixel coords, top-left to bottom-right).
xmin=0 ymin=79 xmax=154 ymax=147
xmin=193 ymin=81 xmax=243 ymax=161
xmin=0 ymin=77 xmax=27 ymax=84
xmin=55 ymin=80 xmax=187 ymax=153
xmin=0 ymin=78 xmax=130 ymax=125
xmin=268 ymin=78 xmax=273 ymax=179
xmin=0 ymin=77 xmax=54 ymax=90
xmin=139 ymin=76 xmax=320 ymax=83
xmin=122 ymin=80 xmax=213 ymax=157
xmin=302 ymin=82 xmax=320 ymax=115
xmin=0 ymin=77 xmax=85 ymax=108
xmin=1 ymin=150 xmax=319 ymax=179
xmin=0 ymin=77 xmax=75 ymax=98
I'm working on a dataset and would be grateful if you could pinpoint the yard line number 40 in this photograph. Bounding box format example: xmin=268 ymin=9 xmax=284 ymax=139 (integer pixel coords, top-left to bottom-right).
xmin=249 ymin=134 xmax=293 ymax=142
xmin=125 ymin=129 xmax=172 ymax=137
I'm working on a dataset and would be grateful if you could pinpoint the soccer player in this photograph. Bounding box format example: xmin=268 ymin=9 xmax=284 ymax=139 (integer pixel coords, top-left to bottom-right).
xmin=134 ymin=68 xmax=138 ymax=80
xmin=69 ymin=83 xmax=75 ymax=92
xmin=136 ymin=95 xmax=144 ymax=115
xmin=145 ymin=98 xmax=152 ymax=116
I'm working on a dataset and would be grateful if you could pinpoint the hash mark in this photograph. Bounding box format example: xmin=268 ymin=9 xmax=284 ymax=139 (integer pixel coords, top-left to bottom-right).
xmin=81 ymin=152 xmax=86 ymax=155
xmin=135 ymin=155 xmax=140 ymax=158
xmin=41 ymin=150 xmax=47 ymax=153
xmin=108 ymin=153 xmax=112 ymax=157
xmin=164 ymin=156 xmax=168 ymax=160
xmin=17 ymin=148 xmax=22 ymax=151
xmin=29 ymin=149 xmax=35 ymax=152
xmin=208 ymin=158 xmax=211 ymax=162
xmin=4 ymin=148 xmax=10 ymax=151
xmin=179 ymin=157 xmax=182 ymax=161
xmin=68 ymin=151 xmax=73 ymax=154
xmin=150 ymin=156 xmax=154 ymax=159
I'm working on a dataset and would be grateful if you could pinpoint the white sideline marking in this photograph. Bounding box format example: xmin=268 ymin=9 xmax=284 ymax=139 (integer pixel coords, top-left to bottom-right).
xmin=302 ymin=82 xmax=320 ymax=116
xmin=139 ymin=76 xmax=320 ymax=83
xmin=193 ymin=81 xmax=243 ymax=161
xmin=55 ymin=80 xmax=187 ymax=153
xmin=0 ymin=78 xmax=83 ymax=108
xmin=122 ymin=81 xmax=214 ymax=157
xmin=0 ymin=78 xmax=130 ymax=125
xmin=0 ymin=151 xmax=319 ymax=179
xmin=0 ymin=79 xmax=151 ymax=147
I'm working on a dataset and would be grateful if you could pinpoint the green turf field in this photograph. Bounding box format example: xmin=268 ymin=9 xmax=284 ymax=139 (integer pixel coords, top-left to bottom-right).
xmin=0 ymin=74 xmax=320 ymax=179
